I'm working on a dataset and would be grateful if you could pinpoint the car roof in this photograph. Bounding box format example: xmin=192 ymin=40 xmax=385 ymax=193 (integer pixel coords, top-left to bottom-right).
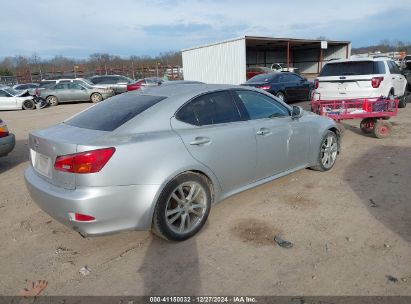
xmin=328 ymin=57 xmax=394 ymax=64
xmin=139 ymin=83 xmax=243 ymax=98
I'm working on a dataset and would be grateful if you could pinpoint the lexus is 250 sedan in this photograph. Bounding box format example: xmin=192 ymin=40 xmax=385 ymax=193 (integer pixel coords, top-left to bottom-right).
xmin=25 ymin=84 xmax=341 ymax=241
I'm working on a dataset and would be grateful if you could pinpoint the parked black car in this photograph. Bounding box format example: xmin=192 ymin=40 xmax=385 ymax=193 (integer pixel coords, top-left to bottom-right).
xmin=242 ymin=72 xmax=314 ymax=103
xmin=88 ymin=75 xmax=134 ymax=94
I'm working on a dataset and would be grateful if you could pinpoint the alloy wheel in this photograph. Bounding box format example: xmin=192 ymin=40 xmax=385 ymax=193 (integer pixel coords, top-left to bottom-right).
xmin=321 ymin=135 xmax=338 ymax=169
xmin=165 ymin=182 xmax=207 ymax=234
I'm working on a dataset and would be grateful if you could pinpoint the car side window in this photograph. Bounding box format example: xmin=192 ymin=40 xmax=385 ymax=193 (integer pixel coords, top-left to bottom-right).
xmin=235 ymin=90 xmax=290 ymax=120
xmin=0 ymin=90 xmax=10 ymax=97
xmin=388 ymin=61 xmax=400 ymax=74
xmin=68 ymin=83 xmax=83 ymax=90
xmin=176 ymin=91 xmax=243 ymax=126
xmin=90 ymin=77 xmax=103 ymax=84
xmin=54 ymin=83 xmax=68 ymax=90
xmin=375 ymin=61 xmax=386 ymax=74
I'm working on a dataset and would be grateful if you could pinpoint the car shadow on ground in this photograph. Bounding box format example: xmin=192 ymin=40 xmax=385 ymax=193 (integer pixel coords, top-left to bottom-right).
xmin=139 ymin=236 xmax=201 ymax=295
xmin=344 ymin=146 xmax=411 ymax=243
xmin=0 ymin=139 xmax=29 ymax=174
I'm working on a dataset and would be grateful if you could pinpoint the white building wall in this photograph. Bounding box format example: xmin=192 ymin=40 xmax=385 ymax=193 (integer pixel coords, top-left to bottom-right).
xmin=182 ymin=38 xmax=246 ymax=85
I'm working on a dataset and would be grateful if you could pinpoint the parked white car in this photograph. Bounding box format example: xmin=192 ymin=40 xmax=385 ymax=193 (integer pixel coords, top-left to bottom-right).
xmin=0 ymin=86 xmax=37 ymax=110
xmin=314 ymin=57 xmax=407 ymax=108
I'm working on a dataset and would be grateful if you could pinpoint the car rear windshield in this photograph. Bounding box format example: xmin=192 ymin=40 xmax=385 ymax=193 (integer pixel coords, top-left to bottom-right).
xmin=247 ymin=73 xmax=277 ymax=83
xmin=319 ymin=61 xmax=385 ymax=76
xmin=64 ymin=94 xmax=166 ymax=131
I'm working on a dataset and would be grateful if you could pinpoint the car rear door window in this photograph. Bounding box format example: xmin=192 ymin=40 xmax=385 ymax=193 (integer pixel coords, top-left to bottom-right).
xmin=54 ymin=83 xmax=68 ymax=90
xmin=65 ymin=94 xmax=166 ymax=131
xmin=387 ymin=61 xmax=401 ymax=74
xmin=176 ymin=91 xmax=243 ymax=126
xmin=68 ymin=83 xmax=83 ymax=90
xmin=235 ymin=90 xmax=290 ymax=119
xmin=375 ymin=61 xmax=386 ymax=74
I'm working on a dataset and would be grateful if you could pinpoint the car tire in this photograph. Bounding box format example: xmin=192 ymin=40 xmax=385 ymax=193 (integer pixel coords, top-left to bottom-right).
xmin=22 ymin=99 xmax=35 ymax=110
xmin=90 ymin=93 xmax=103 ymax=103
xmin=310 ymin=131 xmax=338 ymax=172
xmin=46 ymin=95 xmax=59 ymax=106
xmin=398 ymin=96 xmax=407 ymax=108
xmin=152 ymin=172 xmax=212 ymax=241
xmin=276 ymin=92 xmax=286 ymax=103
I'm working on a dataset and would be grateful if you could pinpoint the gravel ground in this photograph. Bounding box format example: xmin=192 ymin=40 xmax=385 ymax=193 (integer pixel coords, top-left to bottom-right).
xmin=0 ymin=100 xmax=410 ymax=296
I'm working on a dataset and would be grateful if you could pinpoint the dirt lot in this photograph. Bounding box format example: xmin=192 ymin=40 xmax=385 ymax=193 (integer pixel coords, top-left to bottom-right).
xmin=0 ymin=101 xmax=411 ymax=296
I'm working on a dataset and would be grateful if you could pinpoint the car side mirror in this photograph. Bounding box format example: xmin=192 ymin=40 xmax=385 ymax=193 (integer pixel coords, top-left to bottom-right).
xmin=291 ymin=106 xmax=304 ymax=119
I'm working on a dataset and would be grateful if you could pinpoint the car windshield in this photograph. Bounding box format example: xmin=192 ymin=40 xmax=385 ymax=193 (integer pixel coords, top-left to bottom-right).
xmin=65 ymin=94 xmax=166 ymax=131
xmin=75 ymin=80 xmax=93 ymax=89
xmin=80 ymin=79 xmax=94 ymax=86
xmin=320 ymin=61 xmax=377 ymax=76
xmin=4 ymin=87 xmax=19 ymax=96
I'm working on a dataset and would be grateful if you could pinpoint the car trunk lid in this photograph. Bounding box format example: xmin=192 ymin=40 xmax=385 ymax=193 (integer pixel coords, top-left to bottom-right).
xmin=29 ymin=123 xmax=109 ymax=189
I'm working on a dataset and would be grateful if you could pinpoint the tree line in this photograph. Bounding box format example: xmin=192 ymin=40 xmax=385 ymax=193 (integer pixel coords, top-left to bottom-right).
xmin=0 ymin=51 xmax=183 ymax=78
xmin=351 ymin=40 xmax=411 ymax=55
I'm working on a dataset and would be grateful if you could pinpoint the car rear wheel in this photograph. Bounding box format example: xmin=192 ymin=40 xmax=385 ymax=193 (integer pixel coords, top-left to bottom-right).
xmin=310 ymin=131 xmax=338 ymax=172
xmin=398 ymin=96 xmax=407 ymax=108
xmin=22 ymin=99 xmax=35 ymax=110
xmin=152 ymin=172 xmax=211 ymax=241
xmin=276 ymin=92 xmax=286 ymax=103
xmin=46 ymin=95 xmax=59 ymax=106
xmin=91 ymin=93 xmax=103 ymax=103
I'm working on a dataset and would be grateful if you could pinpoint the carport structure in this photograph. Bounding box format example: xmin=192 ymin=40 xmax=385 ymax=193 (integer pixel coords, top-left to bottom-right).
xmin=182 ymin=36 xmax=351 ymax=84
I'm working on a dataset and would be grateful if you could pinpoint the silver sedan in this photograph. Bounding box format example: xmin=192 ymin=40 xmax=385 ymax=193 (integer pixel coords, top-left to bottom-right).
xmin=39 ymin=82 xmax=114 ymax=106
xmin=25 ymin=84 xmax=341 ymax=241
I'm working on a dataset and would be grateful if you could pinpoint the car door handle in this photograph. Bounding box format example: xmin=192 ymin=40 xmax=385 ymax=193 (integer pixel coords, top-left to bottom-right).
xmin=190 ymin=137 xmax=211 ymax=145
xmin=256 ymin=128 xmax=271 ymax=136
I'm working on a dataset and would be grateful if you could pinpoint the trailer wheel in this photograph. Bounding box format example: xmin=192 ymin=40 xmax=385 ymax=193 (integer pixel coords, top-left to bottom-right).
xmin=373 ymin=120 xmax=392 ymax=139
xmin=360 ymin=118 xmax=376 ymax=134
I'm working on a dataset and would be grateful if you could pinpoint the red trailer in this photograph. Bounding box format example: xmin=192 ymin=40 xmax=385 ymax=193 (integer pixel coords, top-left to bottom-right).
xmin=311 ymin=94 xmax=399 ymax=138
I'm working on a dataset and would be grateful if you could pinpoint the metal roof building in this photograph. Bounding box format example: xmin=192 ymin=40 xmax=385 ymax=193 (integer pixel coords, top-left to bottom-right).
xmin=182 ymin=36 xmax=351 ymax=84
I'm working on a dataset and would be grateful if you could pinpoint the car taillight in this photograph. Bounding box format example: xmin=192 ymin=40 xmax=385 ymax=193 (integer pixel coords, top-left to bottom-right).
xmin=259 ymin=85 xmax=270 ymax=90
xmin=314 ymin=79 xmax=319 ymax=89
xmin=371 ymin=77 xmax=384 ymax=88
xmin=54 ymin=147 xmax=115 ymax=174
xmin=0 ymin=123 xmax=9 ymax=138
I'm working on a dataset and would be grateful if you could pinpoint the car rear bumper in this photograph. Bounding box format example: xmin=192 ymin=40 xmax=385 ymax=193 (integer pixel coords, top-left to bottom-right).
xmin=24 ymin=167 xmax=160 ymax=236
xmin=313 ymin=91 xmax=382 ymax=101
xmin=0 ymin=133 xmax=15 ymax=157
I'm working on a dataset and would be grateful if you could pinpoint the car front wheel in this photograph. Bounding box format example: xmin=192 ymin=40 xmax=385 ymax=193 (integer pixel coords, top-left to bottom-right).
xmin=152 ymin=172 xmax=211 ymax=241
xmin=91 ymin=93 xmax=103 ymax=103
xmin=46 ymin=96 xmax=59 ymax=106
xmin=310 ymin=131 xmax=338 ymax=172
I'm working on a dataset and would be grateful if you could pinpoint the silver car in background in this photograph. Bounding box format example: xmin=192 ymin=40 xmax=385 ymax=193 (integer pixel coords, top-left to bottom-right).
xmin=88 ymin=75 xmax=135 ymax=94
xmin=25 ymin=84 xmax=341 ymax=241
xmin=38 ymin=82 xmax=114 ymax=106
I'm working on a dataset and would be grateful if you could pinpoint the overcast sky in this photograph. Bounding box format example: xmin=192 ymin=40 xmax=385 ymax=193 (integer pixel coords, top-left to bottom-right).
xmin=1 ymin=0 xmax=410 ymax=59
